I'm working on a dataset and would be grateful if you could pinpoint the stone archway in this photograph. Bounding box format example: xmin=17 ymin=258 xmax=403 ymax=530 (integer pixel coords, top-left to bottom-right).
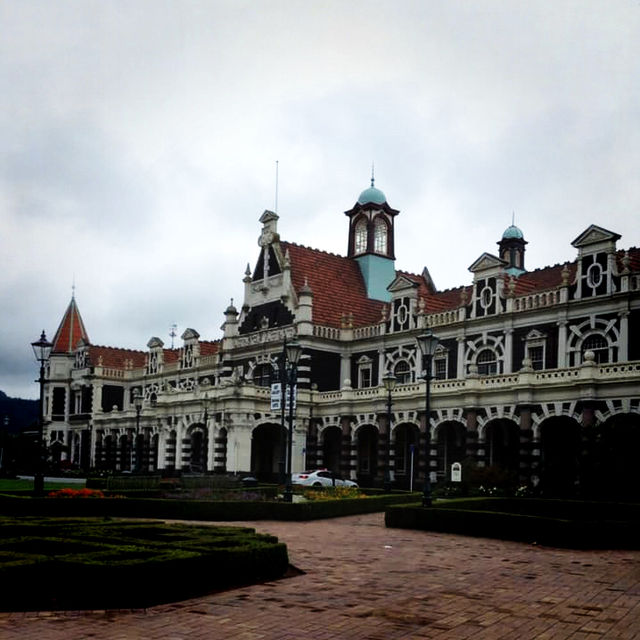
xmin=187 ymin=425 xmax=208 ymax=473
xmin=356 ymin=424 xmax=379 ymax=487
xmin=585 ymin=413 xmax=640 ymax=499
xmin=321 ymin=426 xmax=342 ymax=475
xmin=251 ymin=423 xmax=287 ymax=482
xmin=483 ymin=419 xmax=519 ymax=478
xmin=393 ymin=423 xmax=420 ymax=489
xmin=435 ymin=421 xmax=467 ymax=482
xmin=539 ymin=416 xmax=581 ymax=496
xmin=118 ymin=433 xmax=131 ymax=471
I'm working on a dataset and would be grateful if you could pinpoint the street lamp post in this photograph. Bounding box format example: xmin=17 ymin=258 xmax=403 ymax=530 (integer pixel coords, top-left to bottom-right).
xmin=416 ymin=329 xmax=439 ymax=507
xmin=283 ymin=339 xmax=303 ymax=503
xmin=133 ymin=389 xmax=143 ymax=472
xmin=382 ymin=373 xmax=397 ymax=492
xmin=279 ymin=339 xmax=287 ymax=486
xmin=31 ymin=330 xmax=52 ymax=496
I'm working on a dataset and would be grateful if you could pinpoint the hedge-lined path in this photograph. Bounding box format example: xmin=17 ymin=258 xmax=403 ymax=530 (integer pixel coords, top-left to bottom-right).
xmin=1 ymin=512 xmax=639 ymax=639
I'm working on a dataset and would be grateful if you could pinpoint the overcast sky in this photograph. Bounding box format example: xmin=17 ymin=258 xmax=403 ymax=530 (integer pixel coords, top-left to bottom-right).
xmin=2 ymin=1 xmax=639 ymax=399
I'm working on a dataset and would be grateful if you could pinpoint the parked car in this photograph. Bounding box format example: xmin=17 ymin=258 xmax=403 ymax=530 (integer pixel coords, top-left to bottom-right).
xmin=291 ymin=469 xmax=358 ymax=488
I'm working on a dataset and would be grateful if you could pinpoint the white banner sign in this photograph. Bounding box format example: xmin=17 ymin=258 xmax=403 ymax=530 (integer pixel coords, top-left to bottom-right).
xmin=270 ymin=383 xmax=296 ymax=411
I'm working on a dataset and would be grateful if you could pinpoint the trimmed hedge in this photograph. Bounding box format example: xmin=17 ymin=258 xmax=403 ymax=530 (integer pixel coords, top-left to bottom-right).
xmin=385 ymin=498 xmax=640 ymax=549
xmin=0 ymin=518 xmax=289 ymax=610
xmin=0 ymin=493 xmax=412 ymax=521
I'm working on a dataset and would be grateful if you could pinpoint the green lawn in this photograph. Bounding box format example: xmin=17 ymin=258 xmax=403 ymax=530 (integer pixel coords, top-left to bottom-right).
xmin=0 ymin=478 xmax=86 ymax=492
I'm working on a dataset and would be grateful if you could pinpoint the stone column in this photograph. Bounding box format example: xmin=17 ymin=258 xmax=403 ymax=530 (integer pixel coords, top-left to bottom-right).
xmin=93 ymin=384 xmax=103 ymax=415
xmin=619 ymin=311 xmax=629 ymax=361
xmin=504 ymin=329 xmax=513 ymax=373
xmin=557 ymin=321 xmax=568 ymax=368
xmin=465 ymin=410 xmax=482 ymax=467
xmin=340 ymin=416 xmax=355 ymax=480
xmin=232 ymin=423 xmax=253 ymax=475
xmin=207 ymin=418 xmax=215 ymax=472
xmin=457 ymin=337 xmax=466 ymax=379
xmin=518 ymin=407 xmax=533 ymax=485
xmin=340 ymin=354 xmax=352 ymax=389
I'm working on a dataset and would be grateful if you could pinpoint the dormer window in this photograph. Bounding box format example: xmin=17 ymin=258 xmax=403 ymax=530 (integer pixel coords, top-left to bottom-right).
xmin=355 ymin=219 xmax=367 ymax=254
xmin=357 ymin=355 xmax=373 ymax=388
xmin=374 ymin=217 xmax=387 ymax=254
xmin=523 ymin=329 xmax=547 ymax=371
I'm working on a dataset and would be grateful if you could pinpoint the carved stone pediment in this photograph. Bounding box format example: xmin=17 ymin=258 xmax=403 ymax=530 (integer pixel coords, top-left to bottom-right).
xmin=468 ymin=252 xmax=507 ymax=273
xmin=387 ymin=274 xmax=419 ymax=294
xmin=571 ymin=224 xmax=620 ymax=248
xmin=181 ymin=328 xmax=200 ymax=341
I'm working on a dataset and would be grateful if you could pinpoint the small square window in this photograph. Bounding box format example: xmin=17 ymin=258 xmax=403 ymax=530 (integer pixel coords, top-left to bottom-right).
xmin=528 ymin=346 xmax=544 ymax=370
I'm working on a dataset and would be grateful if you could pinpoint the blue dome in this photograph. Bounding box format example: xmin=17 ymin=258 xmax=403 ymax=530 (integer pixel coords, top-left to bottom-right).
xmin=502 ymin=224 xmax=524 ymax=239
xmin=358 ymin=186 xmax=387 ymax=205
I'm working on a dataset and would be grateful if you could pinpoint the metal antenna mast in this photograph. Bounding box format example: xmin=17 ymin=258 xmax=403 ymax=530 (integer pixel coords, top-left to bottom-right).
xmin=169 ymin=323 xmax=177 ymax=349
xmin=275 ymin=160 xmax=279 ymax=213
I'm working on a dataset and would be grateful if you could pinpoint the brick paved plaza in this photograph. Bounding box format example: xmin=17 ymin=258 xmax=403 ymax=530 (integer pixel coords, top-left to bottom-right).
xmin=1 ymin=513 xmax=639 ymax=639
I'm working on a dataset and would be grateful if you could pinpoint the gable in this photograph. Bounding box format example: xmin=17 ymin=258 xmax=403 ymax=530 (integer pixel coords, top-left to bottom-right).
xmin=571 ymin=225 xmax=621 ymax=249
xmin=468 ymin=252 xmax=507 ymax=274
xmin=387 ymin=274 xmax=419 ymax=294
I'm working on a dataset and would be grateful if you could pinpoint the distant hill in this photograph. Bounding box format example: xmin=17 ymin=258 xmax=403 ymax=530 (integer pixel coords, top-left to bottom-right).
xmin=0 ymin=391 xmax=38 ymax=434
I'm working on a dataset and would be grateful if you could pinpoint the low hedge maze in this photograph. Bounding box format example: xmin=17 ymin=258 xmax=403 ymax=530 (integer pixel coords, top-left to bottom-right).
xmin=0 ymin=518 xmax=289 ymax=610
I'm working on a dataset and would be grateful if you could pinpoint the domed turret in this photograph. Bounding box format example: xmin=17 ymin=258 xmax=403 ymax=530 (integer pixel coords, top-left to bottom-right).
xmin=344 ymin=175 xmax=400 ymax=302
xmin=357 ymin=181 xmax=387 ymax=205
xmin=498 ymin=222 xmax=527 ymax=275
xmin=502 ymin=224 xmax=524 ymax=240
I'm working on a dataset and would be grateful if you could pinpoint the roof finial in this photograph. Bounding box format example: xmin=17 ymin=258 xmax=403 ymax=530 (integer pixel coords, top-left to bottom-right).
xmin=512 ymin=211 xmax=515 ymax=226
xmin=71 ymin=275 xmax=76 ymax=300
xmin=371 ymin=162 xmax=375 ymax=188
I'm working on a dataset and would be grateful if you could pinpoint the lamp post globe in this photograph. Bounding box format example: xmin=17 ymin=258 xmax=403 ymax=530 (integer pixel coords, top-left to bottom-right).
xmin=416 ymin=329 xmax=439 ymax=507
xmin=31 ymin=330 xmax=52 ymax=496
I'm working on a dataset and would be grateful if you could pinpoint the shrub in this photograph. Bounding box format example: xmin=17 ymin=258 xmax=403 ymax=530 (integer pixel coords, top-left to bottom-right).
xmin=385 ymin=498 xmax=640 ymax=549
xmin=0 ymin=518 xmax=289 ymax=610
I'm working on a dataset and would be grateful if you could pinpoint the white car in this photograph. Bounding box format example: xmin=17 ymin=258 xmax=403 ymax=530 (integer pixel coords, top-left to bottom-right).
xmin=291 ymin=470 xmax=358 ymax=488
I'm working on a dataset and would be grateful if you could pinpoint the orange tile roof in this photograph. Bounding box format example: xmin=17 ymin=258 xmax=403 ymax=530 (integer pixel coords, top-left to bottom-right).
xmin=199 ymin=341 xmax=220 ymax=356
xmin=88 ymin=345 xmax=146 ymax=369
xmin=282 ymin=241 xmax=385 ymax=328
xmin=51 ymin=297 xmax=90 ymax=354
xmin=510 ymin=262 xmax=577 ymax=296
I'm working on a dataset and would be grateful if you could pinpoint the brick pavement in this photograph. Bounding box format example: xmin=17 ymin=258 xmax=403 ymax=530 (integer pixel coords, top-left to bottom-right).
xmin=1 ymin=513 xmax=639 ymax=639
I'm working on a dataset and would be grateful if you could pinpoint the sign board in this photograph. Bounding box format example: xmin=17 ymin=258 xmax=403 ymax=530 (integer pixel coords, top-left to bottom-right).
xmin=451 ymin=462 xmax=462 ymax=483
xmin=270 ymin=383 xmax=282 ymax=411
xmin=270 ymin=383 xmax=296 ymax=411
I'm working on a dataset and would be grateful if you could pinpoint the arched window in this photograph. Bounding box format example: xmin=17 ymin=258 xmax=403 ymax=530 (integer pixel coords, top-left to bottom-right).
xmin=582 ymin=334 xmax=609 ymax=364
xmin=394 ymin=360 xmax=413 ymax=383
xmin=374 ymin=217 xmax=387 ymax=254
xmin=476 ymin=349 xmax=498 ymax=375
xmin=253 ymin=363 xmax=273 ymax=387
xmin=354 ymin=219 xmax=367 ymax=254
